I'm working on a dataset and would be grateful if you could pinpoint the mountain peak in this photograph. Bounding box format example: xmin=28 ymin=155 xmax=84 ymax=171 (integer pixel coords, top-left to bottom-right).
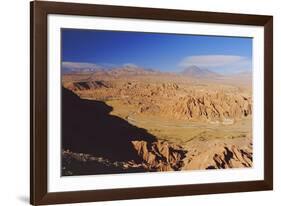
xmin=180 ymin=65 xmax=221 ymax=78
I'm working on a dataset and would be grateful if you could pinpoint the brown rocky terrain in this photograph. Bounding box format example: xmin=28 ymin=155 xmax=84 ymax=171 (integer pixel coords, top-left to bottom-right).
xmin=61 ymin=66 xmax=252 ymax=175
xmin=62 ymin=136 xmax=252 ymax=175
xmin=62 ymin=139 xmax=187 ymax=175
xmin=64 ymin=78 xmax=251 ymax=123
xmin=131 ymin=140 xmax=187 ymax=171
xmin=182 ymin=134 xmax=252 ymax=170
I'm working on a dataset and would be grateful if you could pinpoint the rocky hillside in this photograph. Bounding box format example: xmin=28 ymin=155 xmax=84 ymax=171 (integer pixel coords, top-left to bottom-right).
xmin=62 ymin=136 xmax=253 ymax=175
xmin=183 ymin=135 xmax=253 ymax=170
xmin=64 ymin=78 xmax=252 ymax=123
xmin=62 ymin=139 xmax=188 ymax=175
xmin=131 ymin=140 xmax=187 ymax=171
xmin=161 ymin=91 xmax=252 ymax=122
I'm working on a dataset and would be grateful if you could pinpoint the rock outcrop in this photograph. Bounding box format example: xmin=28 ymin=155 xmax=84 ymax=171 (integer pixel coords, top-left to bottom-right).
xmin=210 ymin=145 xmax=252 ymax=169
xmin=162 ymin=92 xmax=252 ymax=122
xmin=131 ymin=140 xmax=187 ymax=171
xmin=67 ymin=80 xmax=112 ymax=91
xmin=183 ymin=139 xmax=253 ymax=170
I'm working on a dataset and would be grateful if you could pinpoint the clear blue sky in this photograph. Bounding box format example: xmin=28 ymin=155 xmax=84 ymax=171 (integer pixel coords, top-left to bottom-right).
xmin=62 ymin=29 xmax=252 ymax=74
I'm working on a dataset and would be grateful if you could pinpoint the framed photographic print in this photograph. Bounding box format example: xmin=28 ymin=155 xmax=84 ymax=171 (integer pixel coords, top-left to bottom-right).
xmin=30 ymin=1 xmax=273 ymax=205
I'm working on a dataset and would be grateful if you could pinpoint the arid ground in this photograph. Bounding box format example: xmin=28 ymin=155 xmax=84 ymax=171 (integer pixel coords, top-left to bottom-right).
xmin=61 ymin=65 xmax=252 ymax=176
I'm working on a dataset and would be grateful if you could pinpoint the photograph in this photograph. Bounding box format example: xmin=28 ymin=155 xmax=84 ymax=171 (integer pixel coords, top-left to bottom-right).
xmin=61 ymin=29 xmax=253 ymax=176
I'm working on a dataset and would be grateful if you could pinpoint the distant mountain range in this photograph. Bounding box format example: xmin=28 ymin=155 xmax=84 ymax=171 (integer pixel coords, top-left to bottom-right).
xmin=62 ymin=62 xmax=104 ymax=74
xmin=62 ymin=62 xmax=160 ymax=76
xmin=62 ymin=62 xmax=252 ymax=81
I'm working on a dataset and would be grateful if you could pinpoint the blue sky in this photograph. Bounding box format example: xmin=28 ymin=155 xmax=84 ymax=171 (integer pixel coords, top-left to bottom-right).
xmin=62 ymin=29 xmax=252 ymax=74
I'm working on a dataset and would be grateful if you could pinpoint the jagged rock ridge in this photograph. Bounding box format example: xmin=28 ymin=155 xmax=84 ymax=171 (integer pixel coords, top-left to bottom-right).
xmin=161 ymin=92 xmax=252 ymax=122
xmin=131 ymin=140 xmax=187 ymax=171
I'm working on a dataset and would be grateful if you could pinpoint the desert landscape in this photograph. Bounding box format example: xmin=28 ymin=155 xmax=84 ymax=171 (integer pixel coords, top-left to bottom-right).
xmin=61 ymin=63 xmax=252 ymax=176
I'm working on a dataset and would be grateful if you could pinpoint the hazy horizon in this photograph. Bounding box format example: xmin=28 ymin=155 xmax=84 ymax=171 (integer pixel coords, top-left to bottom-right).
xmin=62 ymin=61 xmax=254 ymax=76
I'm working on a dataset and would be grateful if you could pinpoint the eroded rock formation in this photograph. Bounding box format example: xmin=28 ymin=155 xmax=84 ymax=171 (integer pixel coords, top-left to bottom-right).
xmin=64 ymin=78 xmax=252 ymax=123
xmin=183 ymin=138 xmax=253 ymax=170
xmin=162 ymin=92 xmax=252 ymax=122
xmin=131 ymin=140 xmax=187 ymax=171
